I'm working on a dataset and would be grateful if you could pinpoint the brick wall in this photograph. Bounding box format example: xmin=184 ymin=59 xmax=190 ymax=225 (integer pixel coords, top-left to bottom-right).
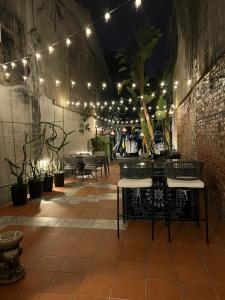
xmin=176 ymin=54 xmax=225 ymax=218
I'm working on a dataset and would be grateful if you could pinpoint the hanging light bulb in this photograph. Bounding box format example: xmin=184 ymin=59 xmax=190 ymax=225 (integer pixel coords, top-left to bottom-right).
xmin=135 ymin=0 xmax=142 ymax=9
xmin=162 ymin=89 xmax=167 ymax=95
xmin=2 ymin=64 xmax=7 ymax=71
xmin=136 ymin=119 xmax=139 ymax=123
xmin=66 ymin=38 xmax=72 ymax=47
xmin=128 ymin=98 xmax=132 ymax=103
xmin=22 ymin=58 xmax=28 ymax=66
xmin=109 ymin=106 xmax=112 ymax=110
xmin=133 ymin=107 xmax=136 ymax=111
xmin=97 ymin=102 xmax=100 ymax=106
xmin=75 ymin=102 xmax=80 ymax=106
xmin=117 ymin=82 xmax=122 ymax=90
xmin=148 ymin=106 xmax=152 ymax=110
xmin=11 ymin=62 xmax=16 ymax=69
xmin=120 ymin=99 xmax=124 ymax=104
xmin=39 ymin=78 xmax=44 ymax=85
xmin=87 ymin=82 xmax=92 ymax=89
xmin=117 ymin=107 xmax=120 ymax=111
xmin=85 ymin=27 xmax=92 ymax=38
xmin=23 ymin=76 xmax=27 ymax=82
xmin=132 ymin=83 xmax=136 ymax=89
xmin=187 ymin=79 xmax=192 ymax=86
xmin=160 ymin=81 xmax=165 ymax=87
xmin=71 ymin=80 xmax=76 ymax=87
xmin=104 ymin=12 xmax=111 ymax=22
xmin=5 ymin=72 xmax=10 ymax=79
xmin=102 ymin=82 xmax=107 ymax=90
xmin=104 ymin=101 xmax=108 ymax=106
xmin=55 ymin=79 xmax=61 ymax=87
xmin=84 ymin=102 xmax=87 ymax=107
xmin=66 ymin=101 xmax=70 ymax=105
xmin=35 ymin=52 xmax=41 ymax=60
xmin=125 ymin=107 xmax=128 ymax=111
xmin=48 ymin=45 xmax=54 ymax=54
xmin=112 ymin=101 xmax=115 ymax=105
xmin=151 ymin=93 xmax=155 ymax=98
xmin=174 ymin=80 xmax=179 ymax=85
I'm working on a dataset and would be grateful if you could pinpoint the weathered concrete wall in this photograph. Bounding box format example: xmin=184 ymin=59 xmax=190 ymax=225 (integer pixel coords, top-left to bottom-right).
xmin=0 ymin=0 xmax=108 ymax=205
xmin=173 ymin=0 xmax=225 ymax=218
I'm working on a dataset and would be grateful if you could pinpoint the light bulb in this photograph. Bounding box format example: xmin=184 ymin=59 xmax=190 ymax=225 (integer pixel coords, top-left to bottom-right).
xmin=2 ymin=64 xmax=7 ymax=71
xmin=162 ymin=89 xmax=167 ymax=94
xmin=39 ymin=78 xmax=44 ymax=84
xmin=135 ymin=0 xmax=142 ymax=9
xmin=133 ymin=107 xmax=136 ymax=111
xmin=87 ymin=82 xmax=92 ymax=89
xmin=102 ymin=82 xmax=107 ymax=89
xmin=104 ymin=101 xmax=108 ymax=106
xmin=86 ymin=27 xmax=92 ymax=38
xmin=55 ymin=79 xmax=60 ymax=86
xmin=120 ymin=99 xmax=124 ymax=104
xmin=187 ymin=79 xmax=192 ymax=86
xmin=117 ymin=82 xmax=122 ymax=89
xmin=128 ymin=98 xmax=132 ymax=103
xmin=104 ymin=12 xmax=111 ymax=22
xmin=84 ymin=102 xmax=87 ymax=107
xmin=160 ymin=81 xmax=165 ymax=87
xmin=48 ymin=45 xmax=54 ymax=54
xmin=174 ymin=80 xmax=179 ymax=85
xmin=22 ymin=58 xmax=28 ymax=66
xmin=23 ymin=76 xmax=27 ymax=82
xmin=125 ymin=107 xmax=128 ymax=111
xmin=75 ymin=102 xmax=80 ymax=106
xmin=97 ymin=102 xmax=100 ymax=106
xmin=151 ymin=93 xmax=155 ymax=97
xmin=11 ymin=62 xmax=16 ymax=69
xmin=71 ymin=80 xmax=76 ymax=87
xmin=5 ymin=72 xmax=10 ymax=79
xmin=132 ymin=83 xmax=136 ymax=88
xmin=66 ymin=38 xmax=71 ymax=47
xmin=112 ymin=101 xmax=115 ymax=105
xmin=35 ymin=52 xmax=41 ymax=60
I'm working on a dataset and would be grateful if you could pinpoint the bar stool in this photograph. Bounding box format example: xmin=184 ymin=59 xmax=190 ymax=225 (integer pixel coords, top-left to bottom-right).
xmin=117 ymin=161 xmax=154 ymax=239
xmin=165 ymin=160 xmax=209 ymax=244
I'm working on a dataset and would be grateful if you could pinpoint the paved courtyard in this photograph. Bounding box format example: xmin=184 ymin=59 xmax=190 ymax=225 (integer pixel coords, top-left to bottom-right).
xmin=0 ymin=164 xmax=225 ymax=300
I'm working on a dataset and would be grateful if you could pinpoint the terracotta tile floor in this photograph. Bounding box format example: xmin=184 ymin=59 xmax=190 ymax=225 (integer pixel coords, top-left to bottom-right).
xmin=0 ymin=164 xmax=225 ymax=299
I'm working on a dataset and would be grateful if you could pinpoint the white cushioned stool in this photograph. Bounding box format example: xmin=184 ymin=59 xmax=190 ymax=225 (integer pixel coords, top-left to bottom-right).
xmin=117 ymin=161 xmax=154 ymax=239
xmin=165 ymin=160 xmax=209 ymax=244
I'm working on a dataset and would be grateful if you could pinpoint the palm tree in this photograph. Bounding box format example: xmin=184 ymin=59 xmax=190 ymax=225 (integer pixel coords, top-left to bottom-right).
xmin=116 ymin=26 xmax=161 ymax=152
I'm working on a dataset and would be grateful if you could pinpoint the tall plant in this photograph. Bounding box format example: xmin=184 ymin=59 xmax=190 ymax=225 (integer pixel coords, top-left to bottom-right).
xmin=116 ymin=26 xmax=161 ymax=152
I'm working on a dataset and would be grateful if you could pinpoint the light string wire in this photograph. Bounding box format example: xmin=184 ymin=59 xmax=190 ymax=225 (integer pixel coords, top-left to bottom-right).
xmin=0 ymin=0 xmax=132 ymax=66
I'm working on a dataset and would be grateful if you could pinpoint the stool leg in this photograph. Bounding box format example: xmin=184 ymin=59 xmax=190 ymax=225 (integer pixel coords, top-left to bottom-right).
xmin=117 ymin=186 xmax=120 ymax=239
xmin=122 ymin=188 xmax=126 ymax=224
xmin=152 ymin=186 xmax=155 ymax=240
xmin=205 ymin=188 xmax=209 ymax=245
xmin=167 ymin=187 xmax=171 ymax=242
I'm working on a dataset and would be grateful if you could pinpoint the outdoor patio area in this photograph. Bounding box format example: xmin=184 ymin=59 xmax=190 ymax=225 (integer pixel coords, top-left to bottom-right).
xmin=0 ymin=164 xmax=225 ymax=300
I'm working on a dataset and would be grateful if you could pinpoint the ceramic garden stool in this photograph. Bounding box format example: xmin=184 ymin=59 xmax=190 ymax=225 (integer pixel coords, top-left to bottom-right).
xmin=0 ymin=231 xmax=25 ymax=284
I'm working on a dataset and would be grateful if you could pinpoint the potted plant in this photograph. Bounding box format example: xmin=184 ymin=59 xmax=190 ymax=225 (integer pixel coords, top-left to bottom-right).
xmin=28 ymin=159 xmax=43 ymax=199
xmin=5 ymin=133 xmax=30 ymax=206
xmin=42 ymin=122 xmax=74 ymax=187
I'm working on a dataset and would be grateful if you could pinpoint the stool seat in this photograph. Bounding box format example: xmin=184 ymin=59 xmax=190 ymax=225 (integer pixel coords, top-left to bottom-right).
xmin=118 ymin=178 xmax=153 ymax=188
xmin=167 ymin=178 xmax=204 ymax=189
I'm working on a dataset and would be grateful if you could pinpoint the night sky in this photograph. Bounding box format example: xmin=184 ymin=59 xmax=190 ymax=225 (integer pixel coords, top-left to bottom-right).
xmin=78 ymin=0 xmax=173 ymax=76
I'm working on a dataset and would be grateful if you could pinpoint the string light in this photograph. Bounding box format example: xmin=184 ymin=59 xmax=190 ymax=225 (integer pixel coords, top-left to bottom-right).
xmin=187 ymin=79 xmax=192 ymax=86
xmin=55 ymin=79 xmax=61 ymax=87
xmin=87 ymin=82 xmax=92 ymax=89
xmin=120 ymin=99 xmax=124 ymax=104
xmin=75 ymin=102 xmax=80 ymax=106
xmin=48 ymin=45 xmax=54 ymax=54
xmin=160 ymin=81 xmax=165 ymax=87
xmin=117 ymin=82 xmax=122 ymax=90
xmin=151 ymin=93 xmax=155 ymax=98
xmin=97 ymin=102 xmax=100 ymax=106
xmin=104 ymin=101 xmax=108 ymax=106
xmin=128 ymin=98 xmax=132 ymax=103
xmin=102 ymin=82 xmax=107 ymax=90
xmin=11 ymin=62 xmax=16 ymax=69
xmin=162 ymin=89 xmax=167 ymax=95
xmin=39 ymin=78 xmax=44 ymax=84
xmin=66 ymin=38 xmax=72 ymax=47
xmin=135 ymin=0 xmax=142 ymax=9
xmin=71 ymin=80 xmax=76 ymax=87
xmin=86 ymin=27 xmax=92 ymax=38
xmin=5 ymin=72 xmax=10 ymax=79
xmin=112 ymin=101 xmax=115 ymax=105
xmin=22 ymin=58 xmax=28 ymax=67
xmin=104 ymin=12 xmax=111 ymax=22
xmin=35 ymin=52 xmax=41 ymax=60
xmin=23 ymin=76 xmax=27 ymax=82
xmin=132 ymin=83 xmax=136 ymax=89
xmin=2 ymin=64 xmax=7 ymax=71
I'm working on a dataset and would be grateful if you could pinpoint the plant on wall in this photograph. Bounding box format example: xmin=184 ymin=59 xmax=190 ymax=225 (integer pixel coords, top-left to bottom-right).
xmin=116 ymin=26 xmax=161 ymax=153
xmin=78 ymin=106 xmax=94 ymax=152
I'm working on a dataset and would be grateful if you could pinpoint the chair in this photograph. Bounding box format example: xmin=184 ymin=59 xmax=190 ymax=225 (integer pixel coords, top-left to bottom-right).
xmin=117 ymin=161 xmax=154 ymax=239
xmin=83 ymin=156 xmax=102 ymax=181
xmin=64 ymin=157 xmax=84 ymax=179
xmin=94 ymin=151 xmax=110 ymax=176
xmin=165 ymin=160 xmax=209 ymax=244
